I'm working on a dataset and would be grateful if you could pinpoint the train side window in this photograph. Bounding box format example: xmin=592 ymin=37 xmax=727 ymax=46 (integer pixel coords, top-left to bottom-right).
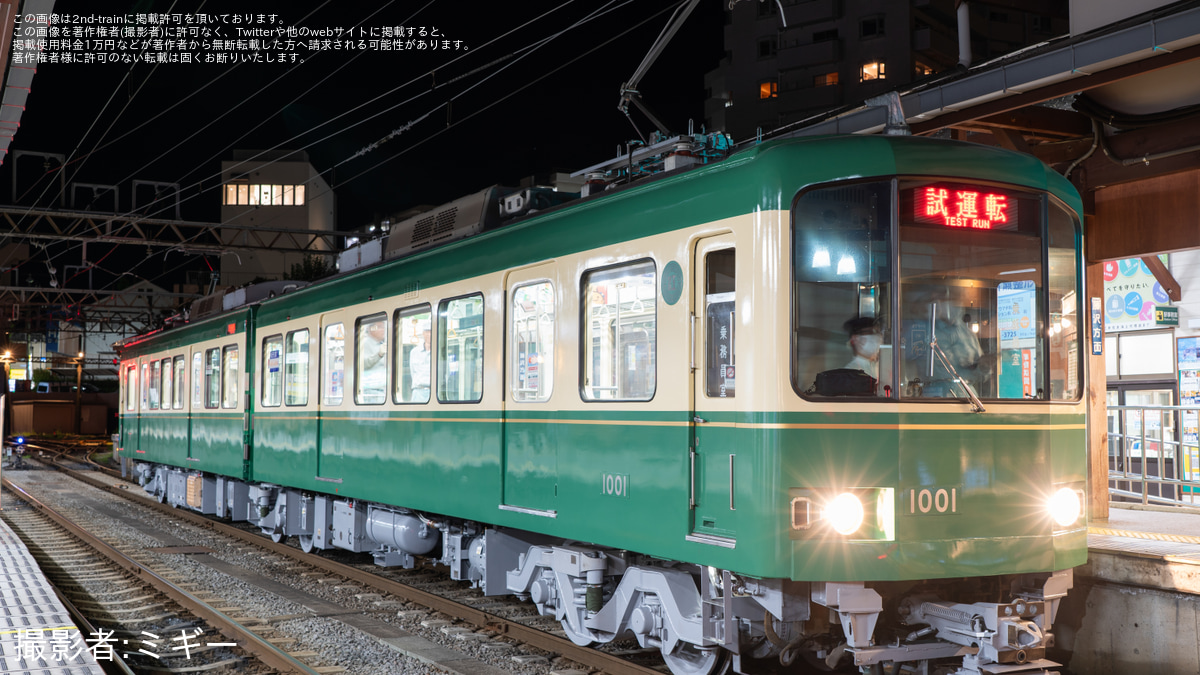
xmin=394 ymin=305 xmax=432 ymax=404
xmin=160 ymin=357 xmax=173 ymax=410
xmin=173 ymin=356 xmax=186 ymax=409
xmin=323 ymin=323 xmax=345 ymax=405
xmin=581 ymin=260 xmax=657 ymax=401
xmin=222 ymin=345 xmax=240 ymax=409
xmin=512 ymin=281 xmax=555 ymax=403
xmin=141 ymin=363 xmax=149 ymax=410
xmin=262 ymin=335 xmax=283 ymax=407
xmin=205 ymin=348 xmax=220 ymax=409
xmin=355 ymin=314 xmax=388 ymax=405
xmin=149 ymin=360 xmax=161 ymax=410
xmin=285 ymin=329 xmax=310 ymax=406
xmin=438 ymin=294 xmax=484 ymax=403
xmin=192 ymin=353 xmax=204 ymax=407
xmin=126 ymin=364 xmax=137 ymax=411
xmin=705 ymin=249 xmax=736 ymax=398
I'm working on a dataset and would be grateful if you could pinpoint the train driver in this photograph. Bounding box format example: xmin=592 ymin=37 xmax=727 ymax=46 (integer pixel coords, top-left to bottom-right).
xmin=843 ymin=316 xmax=882 ymax=378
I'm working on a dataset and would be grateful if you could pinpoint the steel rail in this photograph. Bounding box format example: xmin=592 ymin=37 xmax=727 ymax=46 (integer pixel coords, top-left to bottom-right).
xmin=1 ymin=476 xmax=323 ymax=675
xmin=52 ymin=456 xmax=664 ymax=675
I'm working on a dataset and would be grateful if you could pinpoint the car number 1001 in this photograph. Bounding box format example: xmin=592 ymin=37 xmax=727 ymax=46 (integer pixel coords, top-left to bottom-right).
xmin=909 ymin=488 xmax=958 ymax=514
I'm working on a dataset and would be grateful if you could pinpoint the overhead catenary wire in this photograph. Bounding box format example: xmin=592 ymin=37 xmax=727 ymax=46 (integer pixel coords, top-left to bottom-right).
xmin=34 ymin=1 xmax=670 ymax=314
xmin=41 ymin=0 xmax=584 ymax=245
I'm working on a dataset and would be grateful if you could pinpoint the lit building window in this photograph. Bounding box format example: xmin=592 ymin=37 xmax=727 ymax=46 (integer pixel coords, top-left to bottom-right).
xmin=222 ymin=183 xmax=308 ymax=206
xmin=759 ymin=80 xmax=778 ymax=99
xmin=860 ymin=61 xmax=886 ymax=82
xmin=915 ymin=61 xmax=934 ymax=77
xmin=814 ymin=72 xmax=839 ymax=87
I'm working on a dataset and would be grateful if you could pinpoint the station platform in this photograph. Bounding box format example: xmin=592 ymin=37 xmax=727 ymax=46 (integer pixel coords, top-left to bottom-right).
xmin=0 ymin=513 xmax=105 ymax=674
xmin=1059 ymin=503 xmax=1200 ymax=674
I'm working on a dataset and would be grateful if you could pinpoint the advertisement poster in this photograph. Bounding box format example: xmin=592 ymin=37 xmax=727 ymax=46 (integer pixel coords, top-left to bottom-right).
xmin=1179 ymin=337 xmax=1200 ymax=482
xmin=1104 ymin=257 xmax=1171 ymax=331
xmin=998 ymin=281 xmax=1037 ymax=397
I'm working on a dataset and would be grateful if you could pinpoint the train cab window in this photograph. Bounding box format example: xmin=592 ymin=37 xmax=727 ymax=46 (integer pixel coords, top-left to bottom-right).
xmin=125 ymin=364 xmax=137 ymax=411
xmin=149 ymin=360 xmax=161 ymax=410
xmin=511 ymin=282 xmax=555 ymax=402
xmin=394 ymin=306 xmax=432 ymax=404
xmin=205 ymin=348 xmax=220 ymax=408
xmin=438 ymin=294 xmax=484 ymax=403
xmin=192 ymin=353 xmax=204 ymax=407
xmin=160 ymin=358 xmax=173 ymax=410
xmin=793 ymin=178 xmax=1074 ymax=402
xmin=323 ymin=323 xmax=345 ymax=405
xmin=896 ymin=181 xmax=1045 ymax=400
xmin=355 ymin=315 xmax=388 ymax=405
xmin=705 ymin=250 xmax=736 ymax=398
xmin=285 ymin=329 xmax=310 ymax=406
xmin=222 ymin=346 xmax=240 ymax=409
xmin=793 ymin=181 xmax=894 ymax=398
xmin=262 ymin=335 xmax=284 ymax=407
xmin=582 ymin=260 xmax=657 ymax=401
xmin=173 ymin=356 xmax=186 ymax=409
xmin=1047 ymin=201 xmax=1081 ymax=400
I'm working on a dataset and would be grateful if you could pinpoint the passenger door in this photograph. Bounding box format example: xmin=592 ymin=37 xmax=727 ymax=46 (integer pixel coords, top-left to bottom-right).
xmin=500 ymin=263 xmax=559 ymax=516
xmin=689 ymin=234 xmax=740 ymax=545
xmin=316 ymin=311 xmax=346 ymax=484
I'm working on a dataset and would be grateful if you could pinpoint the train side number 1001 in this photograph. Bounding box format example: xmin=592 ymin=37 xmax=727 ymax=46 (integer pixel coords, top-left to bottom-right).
xmin=908 ymin=487 xmax=959 ymax=514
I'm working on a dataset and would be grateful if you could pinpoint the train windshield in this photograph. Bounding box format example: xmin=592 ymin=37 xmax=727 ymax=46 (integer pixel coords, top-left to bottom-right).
xmin=793 ymin=178 xmax=1081 ymax=402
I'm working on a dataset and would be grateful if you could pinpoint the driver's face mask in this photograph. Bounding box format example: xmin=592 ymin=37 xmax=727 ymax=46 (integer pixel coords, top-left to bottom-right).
xmin=852 ymin=333 xmax=882 ymax=358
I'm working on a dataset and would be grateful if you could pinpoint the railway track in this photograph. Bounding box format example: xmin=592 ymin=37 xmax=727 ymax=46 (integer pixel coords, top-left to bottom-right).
xmin=1 ymin=480 xmax=325 ymax=674
xmin=5 ymin=441 xmax=677 ymax=675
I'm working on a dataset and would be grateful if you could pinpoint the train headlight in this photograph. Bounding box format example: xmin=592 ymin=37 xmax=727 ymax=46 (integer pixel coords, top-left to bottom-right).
xmin=1049 ymin=487 xmax=1082 ymax=527
xmin=825 ymin=493 xmax=865 ymax=535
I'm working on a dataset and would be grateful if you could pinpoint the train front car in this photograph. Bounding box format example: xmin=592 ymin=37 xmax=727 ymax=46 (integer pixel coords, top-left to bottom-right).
xmin=502 ymin=136 xmax=1086 ymax=675
xmin=770 ymin=137 xmax=1086 ymax=674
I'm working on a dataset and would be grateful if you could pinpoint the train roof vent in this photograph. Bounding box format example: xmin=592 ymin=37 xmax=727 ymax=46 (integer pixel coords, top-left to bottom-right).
xmin=190 ymin=280 xmax=310 ymax=320
xmin=385 ymin=186 xmax=513 ymax=262
xmin=190 ymin=294 xmax=224 ymax=320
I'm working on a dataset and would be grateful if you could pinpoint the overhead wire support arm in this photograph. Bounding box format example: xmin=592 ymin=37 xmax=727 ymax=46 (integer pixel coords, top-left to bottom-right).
xmin=617 ymin=0 xmax=703 ymax=140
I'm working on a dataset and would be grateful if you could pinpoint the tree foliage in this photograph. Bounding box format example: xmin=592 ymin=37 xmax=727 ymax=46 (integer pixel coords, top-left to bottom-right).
xmin=288 ymin=255 xmax=334 ymax=282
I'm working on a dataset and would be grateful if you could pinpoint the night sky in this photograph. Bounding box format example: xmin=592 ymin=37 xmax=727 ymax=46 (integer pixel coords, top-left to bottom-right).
xmin=6 ymin=0 xmax=725 ymax=231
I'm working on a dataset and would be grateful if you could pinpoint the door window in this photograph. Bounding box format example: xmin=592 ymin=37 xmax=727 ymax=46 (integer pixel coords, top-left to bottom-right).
xmin=512 ymin=282 xmax=555 ymax=402
xmin=705 ymin=249 xmax=736 ymax=398
xmin=323 ymin=323 xmax=345 ymax=405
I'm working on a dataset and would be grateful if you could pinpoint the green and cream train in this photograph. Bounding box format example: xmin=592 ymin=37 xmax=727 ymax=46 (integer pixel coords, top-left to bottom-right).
xmin=116 ymin=134 xmax=1087 ymax=675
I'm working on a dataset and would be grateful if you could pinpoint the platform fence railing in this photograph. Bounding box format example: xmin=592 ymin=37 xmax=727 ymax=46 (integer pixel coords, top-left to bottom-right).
xmin=1107 ymin=404 xmax=1200 ymax=507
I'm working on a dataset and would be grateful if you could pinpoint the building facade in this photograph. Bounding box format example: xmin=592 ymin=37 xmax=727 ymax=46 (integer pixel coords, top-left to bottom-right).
xmin=704 ymin=0 xmax=1068 ymax=142
xmin=219 ymin=150 xmax=336 ymax=287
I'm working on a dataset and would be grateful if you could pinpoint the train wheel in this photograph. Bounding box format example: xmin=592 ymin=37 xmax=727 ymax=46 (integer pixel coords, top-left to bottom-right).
xmin=299 ymin=535 xmax=314 ymax=553
xmin=661 ymin=643 xmax=727 ymax=675
xmin=270 ymin=531 xmax=284 ymax=543
xmin=155 ymin=488 xmax=166 ymax=504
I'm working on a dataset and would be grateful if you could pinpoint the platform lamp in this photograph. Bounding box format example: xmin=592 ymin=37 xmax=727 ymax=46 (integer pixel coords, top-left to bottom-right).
xmin=74 ymin=351 xmax=84 ymax=435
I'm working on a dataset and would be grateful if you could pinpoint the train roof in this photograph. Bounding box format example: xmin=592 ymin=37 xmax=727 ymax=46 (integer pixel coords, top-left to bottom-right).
xmin=119 ymin=134 xmax=1080 ymax=350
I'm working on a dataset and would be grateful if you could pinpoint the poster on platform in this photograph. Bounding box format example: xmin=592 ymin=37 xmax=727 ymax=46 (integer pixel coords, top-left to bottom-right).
xmin=1179 ymin=337 xmax=1200 ymax=482
xmin=1104 ymin=257 xmax=1171 ymax=332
